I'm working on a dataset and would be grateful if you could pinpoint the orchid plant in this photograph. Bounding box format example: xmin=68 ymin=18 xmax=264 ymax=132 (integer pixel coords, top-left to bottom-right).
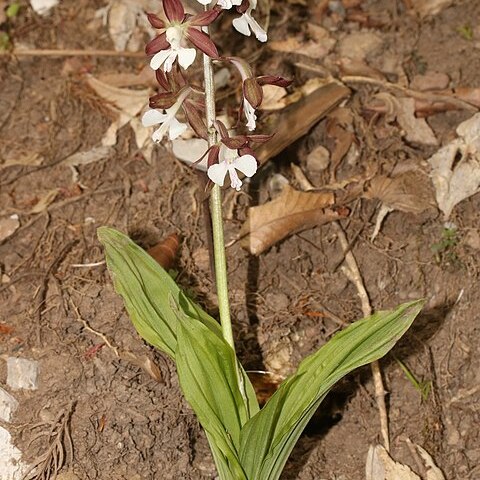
xmin=98 ymin=1 xmax=423 ymax=478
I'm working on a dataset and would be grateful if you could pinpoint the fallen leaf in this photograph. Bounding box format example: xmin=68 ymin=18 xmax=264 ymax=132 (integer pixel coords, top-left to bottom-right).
xmin=428 ymin=112 xmax=480 ymax=218
xmin=86 ymin=76 xmax=150 ymax=147
xmin=121 ymin=351 xmax=162 ymax=382
xmin=365 ymin=172 xmax=434 ymax=214
xmin=259 ymin=84 xmax=288 ymax=111
xmin=269 ymin=34 xmax=335 ymax=60
xmin=0 ymin=215 xmax=20 ymax=242
xmin=63 ymin=146 xmax=113 ymax=181
xmin=409 ymin=0 xmax=454 ymax=18
xmin=30 ymin=189 xmax=59 ymax=214
xmin=411 ymin=442 xmax=446 ymax=480
xmin=147 ymin=233 xmax=180 ymax=270
xmin=0 ymin=323 xmax=15 ymax=335
xmin=103 ymin=0 xmax=159 ymax=52
xmin=171 ymin=138 xmax=209 ymax=171
xmin=410 ymin=72 xmax=450 ymax=91
xmin=373 ymin=93 xmax=438 ymax=146
xmin=366 ymin=445 xmax=421 ymax=480
xmin=240 ymin=185 xmax=347 ymax=255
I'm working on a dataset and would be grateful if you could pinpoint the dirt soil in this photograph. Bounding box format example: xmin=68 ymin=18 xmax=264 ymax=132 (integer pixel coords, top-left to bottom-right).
xmin=1 ymin=0 xmax=480 ymax=479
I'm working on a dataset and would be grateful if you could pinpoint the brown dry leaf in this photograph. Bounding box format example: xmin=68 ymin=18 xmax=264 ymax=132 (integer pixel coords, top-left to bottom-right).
xmin=121 ymin=351 xmax=162 ymax=382
xmin=86 ymin=76 xmax=150 ymax=148
xmin=30 ymin=189 xmax=59 ymax=214
xmin=337 ymin=31 xmax=383 ymax=61
xmin=374 ymin=93 xmax=438 ymax=146
xmin=365 ymin=172 xmax=434 ymax=214
xmin=259 ymin=84 xmax=288 ymax=111
xmin=269 ymin=33 xmax=335 ymax=60
xmin=428 ymin=112 xmax=480 ymax=218
xmin=366 ymin=445 xmax=421 ymax=480
xmin=147 ymin=233 xmax=180 ymax=270
xmin=0 ymin=215 xmax=20 ymax=242
xmin=409 ymin=0 xmax=454 ymax=18
xmin=240 ymin=185 xmax=347 ymax=255
xmin=101 ymin=0 xmax=158 ymax=52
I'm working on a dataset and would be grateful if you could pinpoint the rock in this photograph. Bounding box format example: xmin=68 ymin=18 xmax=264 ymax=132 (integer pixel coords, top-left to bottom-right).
xmin=0 ymin=388 xmax=18 ymax=423
xmin=337 ymin=32 xmax=383 ymax=61
xmin=0 ymin=426 xmax=29 ymax=480
xmin=6 ymin=357 xmax=39 ymax=391
xmin=30 ymin=0 xmax=59 ymax=15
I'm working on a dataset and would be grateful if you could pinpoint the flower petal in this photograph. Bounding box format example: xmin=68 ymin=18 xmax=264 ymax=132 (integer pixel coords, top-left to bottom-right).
xmin=168 ymin=117 xmax=188 ymax=140
xmin=177 ymin=47 xmax=196 ymax=69
xmin=232 ymin=14 xmax=251 ymax=37
xmin=150 ymin=49 xmax=173 ymax=70
xmin=233 ymin=154 xmax=257 ymax=178
xmin=246 ymin=13 xmax=267 ymax=42
xmin=142 ymin=109 xmax=168 ymax=127
xmin=207 ymin=162 xmax=229 ymax=187
xmin=163 ymin=50 xmax=178 ymax=72
xmin=162 ymin=0 xmax=185 ymax=23
xmin=187 ymin=27 xmax=219 ymax=58
xmin=152 ymin=122 xmax=170 ymax=143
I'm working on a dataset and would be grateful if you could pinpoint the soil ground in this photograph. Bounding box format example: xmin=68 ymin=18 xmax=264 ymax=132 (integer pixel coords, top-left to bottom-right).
xmin=1 ymin=0 xmax=479 ymax=479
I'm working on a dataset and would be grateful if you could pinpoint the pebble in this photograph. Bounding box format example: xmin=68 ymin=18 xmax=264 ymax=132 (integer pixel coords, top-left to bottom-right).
xmin=6 ymin=357 xmax=39 ymax=391
xmin=0 ymin=387 xmax=18 ymax=423
xmin=306 ymin=145 xmax=330 ymax=172
xmin=0 ymin=426 xmax=29 ymax=480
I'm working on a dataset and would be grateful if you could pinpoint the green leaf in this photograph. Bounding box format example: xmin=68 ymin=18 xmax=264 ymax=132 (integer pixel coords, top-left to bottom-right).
xmin=176 ymin=317 xmax=253 ymax=480
xmin=97 ymin=227 xmax=222 ymax=358
xmin=239 ymin=300 xmax=424 ymax=480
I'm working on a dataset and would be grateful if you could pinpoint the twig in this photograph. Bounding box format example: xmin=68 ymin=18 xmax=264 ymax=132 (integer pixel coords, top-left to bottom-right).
xmin=0 ymin=49 xmax=145 ymax=58
xmin=341 ymin=75 xmax=478 ymax=112
xmin=70 ymin=298 xmax=119 ymax=357
xmin=333 ymin=221 xmax=391 ymax=451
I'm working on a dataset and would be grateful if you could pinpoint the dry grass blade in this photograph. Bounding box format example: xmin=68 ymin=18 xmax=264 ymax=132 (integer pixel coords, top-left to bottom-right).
xmin=23 ymin=403 xmax=75 ymax=480
xmin=240 ymin=185 xmax=348 ymax=255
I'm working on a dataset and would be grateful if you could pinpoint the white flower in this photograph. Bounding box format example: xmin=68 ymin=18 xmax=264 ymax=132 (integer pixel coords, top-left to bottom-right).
xmin=207 ymin=145 xmax=257 ymax=191
xmin=196 ymin=0 xmax=241 ymax=7
xmin=232 ymin=0 xmax=267 ymax=42
xmin=150 ymin=26 xmax=196 ymax=72
xmin=244 ymin=99 xmax=257 ymax=131
xmin=142 ymin=90 xmax=190 ymax=143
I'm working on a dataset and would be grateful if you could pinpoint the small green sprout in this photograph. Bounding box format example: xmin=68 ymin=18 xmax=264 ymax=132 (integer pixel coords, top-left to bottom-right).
xmin=396 ymin=358 xmax=431 ymax=402
xmin=458 ymin=24 xmax=473 ymax=40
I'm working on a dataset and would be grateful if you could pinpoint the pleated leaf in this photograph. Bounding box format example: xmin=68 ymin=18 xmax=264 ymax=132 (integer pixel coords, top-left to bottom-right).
xmin=176 ymin=317 xmax=254 ymax=479
xmin=239 ymin=300 xmax=424 ymax=480
xmin=97 ymin=227 xmax=222 ymax=358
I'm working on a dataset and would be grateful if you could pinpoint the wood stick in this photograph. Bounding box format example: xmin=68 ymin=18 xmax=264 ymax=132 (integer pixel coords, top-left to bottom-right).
xmin=333 ymin=221 xmax=391 ymax=451
xmin=0 ymin=48 xmax=145 ymax=58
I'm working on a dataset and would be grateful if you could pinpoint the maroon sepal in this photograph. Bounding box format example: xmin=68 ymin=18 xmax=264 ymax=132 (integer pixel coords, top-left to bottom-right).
xmin=222 ymin=136 xmax=248 ymax=150
xmin=183 ymin=100 xmax=208 ymax=140
xmin=189 ymin=7 xmax=222 ymax=27
xmin=149 ymin=91 xmax=178 ymax=109
xmin=145 ymin=32 xmax=169 ymax=55
xmin=147 ymin=13 xmax=166 ymax=29
xmin=239 ymin=146 xmax=256 ymax=158
xmin=215 ymin=120 xmax=229 ymax=140
xmin=246 ymin=133 xmax=274 ymax=144
xmin=155 ymin=69 xmax=169 ymax=90
xmin=207 ymin=144 xmax=221 ymax=168
xmin=187 ymin=28 xmax=219 ymax=59
xmin=257 ymin=75 xmax=293 ymax=88
xmin=243 ymin=78 xmax=263 ymax=108
xmin=162 ymin=0 xmax=185 ymax=23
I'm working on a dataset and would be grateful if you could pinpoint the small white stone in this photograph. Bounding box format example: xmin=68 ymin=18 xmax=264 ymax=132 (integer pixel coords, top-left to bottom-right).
xmin=0 ymin=426 xmax=29 ymax=480
xmin=30 ymin=0 xmax=58 ymax=15
xmin=0 ymin=388 xmax=18 ymax=423
xmin=6 ymin=357 xmax=39 ymax=391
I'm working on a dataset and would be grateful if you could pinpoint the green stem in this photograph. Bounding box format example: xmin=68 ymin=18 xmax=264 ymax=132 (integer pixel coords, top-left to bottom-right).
xmin=202 ymin=39 xmax=235 ymax=352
